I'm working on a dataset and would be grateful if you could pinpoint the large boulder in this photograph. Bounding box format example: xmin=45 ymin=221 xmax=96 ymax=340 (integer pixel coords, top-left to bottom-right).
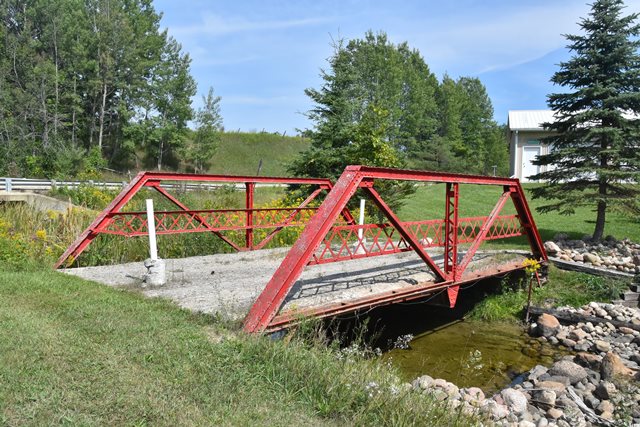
xmin=537 ymin=313 xmax=560 ymax=337
xmin=549 ymin=360 xmax=588 ymax=384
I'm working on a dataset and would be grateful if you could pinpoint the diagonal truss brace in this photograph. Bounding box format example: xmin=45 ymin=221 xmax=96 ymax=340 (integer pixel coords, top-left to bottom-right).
xmin=243 ymin=165 xmax=548 ymax=333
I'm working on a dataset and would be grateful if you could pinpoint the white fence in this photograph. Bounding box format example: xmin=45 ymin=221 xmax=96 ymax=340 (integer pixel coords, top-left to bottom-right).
xmin=0 ymin=177 xmax=285 ymax=192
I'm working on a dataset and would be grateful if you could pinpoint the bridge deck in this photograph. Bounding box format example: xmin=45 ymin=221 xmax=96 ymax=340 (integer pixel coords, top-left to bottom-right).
xmin=63 ymin=248 xmax=528 ymax=328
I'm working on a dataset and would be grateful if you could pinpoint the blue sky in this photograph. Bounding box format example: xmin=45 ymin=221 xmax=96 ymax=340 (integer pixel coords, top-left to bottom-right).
xmin=152 ymin=0 xmax=640 ymax=134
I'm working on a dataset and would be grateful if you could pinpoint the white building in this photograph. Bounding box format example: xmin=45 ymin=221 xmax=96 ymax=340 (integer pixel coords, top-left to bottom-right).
xmin=507 ymin=110 xmax=556 ymax=182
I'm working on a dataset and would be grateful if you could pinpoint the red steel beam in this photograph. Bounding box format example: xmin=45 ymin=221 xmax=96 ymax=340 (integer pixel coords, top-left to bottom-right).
xmin=347 ymin=165 xmax=520 ymax=186
xmin=54 ymin=172 xmax=148 ymax=268
xmin=150 ymin=183 xmax=243 ymax=252
xmin=455 ymin=186 xmax=514 ymax=279
xmin=243 ymin=168 xmax=364 ymax=332
xmin=130 ymin=171 xmax=333 ymax=186
xmin=364 ymin=186 xmax=447 ymax=281
xmin=245 ymin=183 xmax=255 ymax=250
xmin=243 ymin=165 xmax=548 ymax=333
xmin=512 ymin=181 xmax=547 ymax=261
xmin=55 ymin=172 xmax=337 ymax=268
xmin=266 ymin=260 xmax=527 ymax=332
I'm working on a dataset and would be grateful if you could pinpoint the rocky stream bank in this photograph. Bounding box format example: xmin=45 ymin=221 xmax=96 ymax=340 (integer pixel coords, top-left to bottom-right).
xmin=406 ymin=301 xmax=640 ymax=426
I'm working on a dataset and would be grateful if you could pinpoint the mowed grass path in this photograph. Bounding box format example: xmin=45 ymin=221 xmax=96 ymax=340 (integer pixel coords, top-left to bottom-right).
xmin=0 ymin=269 xmax=475 ymax=426
xmin=398 ymin=183 xmax=639 ymax=243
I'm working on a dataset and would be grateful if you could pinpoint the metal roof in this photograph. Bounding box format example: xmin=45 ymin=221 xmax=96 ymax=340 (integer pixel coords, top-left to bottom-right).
xmin=508 ymin=110 xmax=556 ymax=131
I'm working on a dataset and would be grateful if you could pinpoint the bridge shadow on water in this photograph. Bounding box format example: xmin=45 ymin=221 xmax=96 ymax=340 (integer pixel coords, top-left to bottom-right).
xmin=317 ymin=269 xmax=566 ymax=393
xmin=322 ymin=269 xmax=528 ymax=350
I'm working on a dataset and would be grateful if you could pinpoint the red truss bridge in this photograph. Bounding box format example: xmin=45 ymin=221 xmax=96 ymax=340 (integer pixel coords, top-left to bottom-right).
xmin=56 ymin=166 xmax=547 ymax=333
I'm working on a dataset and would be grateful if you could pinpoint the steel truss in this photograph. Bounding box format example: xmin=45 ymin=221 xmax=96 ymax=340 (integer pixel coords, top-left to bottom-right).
xmin=56 ymin=167 xmax=546 ymax=335
xmin=243 ymin=166 xmax=546 ymax=333
xmin=54 ymin=172 xmax=348 ymax=268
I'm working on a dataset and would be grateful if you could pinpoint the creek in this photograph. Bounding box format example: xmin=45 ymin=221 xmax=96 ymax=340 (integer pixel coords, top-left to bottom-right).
xmin=382 ymin=319 xmax=563 ymax=394
xmin=333 ymin=277 xmax=566 ymax=395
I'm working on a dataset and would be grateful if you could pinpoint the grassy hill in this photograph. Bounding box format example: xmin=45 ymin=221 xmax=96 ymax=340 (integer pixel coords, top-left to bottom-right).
xmin=207 ymin=131 xmax=310 ymax=176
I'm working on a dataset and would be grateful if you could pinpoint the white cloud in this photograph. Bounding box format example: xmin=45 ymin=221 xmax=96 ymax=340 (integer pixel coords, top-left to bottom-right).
xmin=405 ymin=2 xmax=593 ymax=75
xmin=172 ymin=13 xmax=330 ymax=37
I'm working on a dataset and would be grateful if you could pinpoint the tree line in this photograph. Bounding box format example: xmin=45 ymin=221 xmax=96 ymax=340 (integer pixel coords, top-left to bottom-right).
xmin=291 ymin=31 xmax=508 ymax=185
xmin=1 ymin=3 xmax=506 ymax=180
xmin=0 ymin=0 xmax=222 ymax=178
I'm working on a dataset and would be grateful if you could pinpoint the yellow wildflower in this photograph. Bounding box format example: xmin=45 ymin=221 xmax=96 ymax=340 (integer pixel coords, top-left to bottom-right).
xmin=35 ymin=229 xmax=47 ymax=240
xmin=522 ymin=258 xmax=541 ymax=274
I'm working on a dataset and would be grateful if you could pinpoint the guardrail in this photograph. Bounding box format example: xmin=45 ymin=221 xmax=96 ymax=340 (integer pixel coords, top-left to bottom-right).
xmin=0 ymin=177 xmax=285 ymax=192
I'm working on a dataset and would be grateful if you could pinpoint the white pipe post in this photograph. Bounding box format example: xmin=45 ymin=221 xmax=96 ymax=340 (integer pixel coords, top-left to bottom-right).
xmin=358 ymin=198 xmax=365 ymax=240
xmin=146 ymin=199 xmax=158 ymax=261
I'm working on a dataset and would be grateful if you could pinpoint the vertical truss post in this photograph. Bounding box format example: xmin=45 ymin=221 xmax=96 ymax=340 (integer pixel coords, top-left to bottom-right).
xmin=245 ymin=183 xmax=255 ymax=250
xmin=444 ymin=182 xmax=460 ymax=280
xmin=444 ymin=182 xmax=460 ymax=307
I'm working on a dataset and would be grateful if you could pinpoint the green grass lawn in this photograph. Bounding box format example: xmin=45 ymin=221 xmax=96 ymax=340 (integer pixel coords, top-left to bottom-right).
xmin=398 ymin=183 xmax=640 ymax=243
xmin=0 ymin=267 xmax=477 ymax=426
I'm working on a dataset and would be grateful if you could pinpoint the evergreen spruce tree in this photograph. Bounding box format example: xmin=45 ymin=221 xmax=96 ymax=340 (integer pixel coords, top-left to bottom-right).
xmin=531 ymin=0 xmax=640 ymax=240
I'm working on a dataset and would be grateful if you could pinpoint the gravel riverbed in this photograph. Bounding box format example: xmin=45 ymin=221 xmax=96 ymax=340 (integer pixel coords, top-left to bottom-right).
xmin=404 ymin=301 xmax=640 ymax=426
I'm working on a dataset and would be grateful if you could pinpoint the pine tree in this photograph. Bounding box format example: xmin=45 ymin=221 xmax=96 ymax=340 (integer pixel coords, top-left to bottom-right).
xmin=531 ymin=0 xmax=640 ymax=240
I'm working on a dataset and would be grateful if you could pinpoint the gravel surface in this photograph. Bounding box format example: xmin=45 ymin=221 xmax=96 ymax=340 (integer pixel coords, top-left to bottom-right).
xmin=63 ymin=248 xmax=526 ymax=320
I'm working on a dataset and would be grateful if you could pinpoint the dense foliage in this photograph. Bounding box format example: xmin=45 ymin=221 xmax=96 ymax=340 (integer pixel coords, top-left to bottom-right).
xmin=531 ymin=0 xmax=640 ymax=240
xmin=291 ymin=31 xmax=509 ymax=187
xmin=0 ymin=0 xmax=195 ymax=177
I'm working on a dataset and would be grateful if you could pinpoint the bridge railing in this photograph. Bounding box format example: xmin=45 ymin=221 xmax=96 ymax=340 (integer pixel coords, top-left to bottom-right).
xmin=54 ymin=172 xmax=350 ymax=268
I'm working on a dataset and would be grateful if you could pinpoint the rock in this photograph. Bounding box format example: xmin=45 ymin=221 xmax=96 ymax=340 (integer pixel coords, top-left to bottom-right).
xmin=549 ymin=360 xmax=588 ymax=384
xmin=600 ymin=410 xmax=614 ymax=420
xmin=583 ymin=395 xmax=600 ymax=410
xmin=574 ymin=352 xmax=602 ymax=369
xmin=619 ymin=326 xmax=635 ymax=335
xmin=601 ymin=352 xmax=636 ymax=380
xmin=519 ymin=421 xmax=536 ymax=427
xmin=594 ymin=340 xmax=611 ymax=352
xmin=483 ymin=400 xmax=509 ymax=420
xmin=536 ymin=380 xmax=566 ymax=394
xmin=432 ymin=389 xmax=448 ymax=401
xmin=534 ymin=389 xmax=556 ymax=408
xmin=594 ymin=381 xmax=616 ymax=400
xmin=572 ymin=253 xmax=584 ymax=262
xmin=412 ymin=374 xmax=434 ymax=390
xmin=597 ymin=399 xmax=615 ymax=415
xmin=537 ymin=418 xmax=549 ymax=427
xmin=545 ymin=375 xmax=571 ymax=387
xmin=501 ymin=388 xmax=529 ymax=414
xmin=561 ymin=338 xmax=577 ymax=348
xmin=584 ymin=253 xmax=600 ymax=264
xmin=570 ymin=329 xmax=589 ymax=341
xmin=537 ymin=313 xmax=560 ymax=337
xmin=528 ymin=365 xmax=549 ymax=381
xmin=547 ymin=408 xmax=563 ymax=419
xmin=544 ymin=241 xmax=561 ymax=254
xmin=463 ymin=387 xmax=485 ymax=402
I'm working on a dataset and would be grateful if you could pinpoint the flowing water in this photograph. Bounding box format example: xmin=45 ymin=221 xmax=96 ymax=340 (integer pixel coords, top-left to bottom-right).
xmin=381 ymin=319 xmax=565 ymax=394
